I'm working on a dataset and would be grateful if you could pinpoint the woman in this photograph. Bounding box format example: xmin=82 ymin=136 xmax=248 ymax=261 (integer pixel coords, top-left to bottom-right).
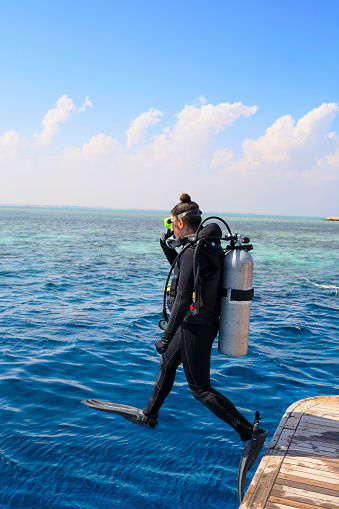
xmin=82 ymin=194 xmax=267 ymax=500
xmin=84 ymin=194 xmax=262 ymax=440
xmin=142 ymin=193 xmax=256 ymax=441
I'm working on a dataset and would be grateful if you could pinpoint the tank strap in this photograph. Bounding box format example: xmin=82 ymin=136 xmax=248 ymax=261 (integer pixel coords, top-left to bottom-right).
xmin=169 ymin=258 xmax=181 ymax=298
xmin=222 ymin=288 xmax=254 ymax=301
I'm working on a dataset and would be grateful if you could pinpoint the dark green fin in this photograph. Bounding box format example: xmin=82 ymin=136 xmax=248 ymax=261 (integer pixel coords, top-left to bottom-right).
xmin=81 ymin=399 xmax=158 ymax=428
xmin=238 ymin=412 xmax=268 ymax=504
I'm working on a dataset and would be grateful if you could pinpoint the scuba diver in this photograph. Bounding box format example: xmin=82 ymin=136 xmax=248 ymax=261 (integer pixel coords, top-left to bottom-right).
xmin=82 ymin=193 xmax=267 ymax=502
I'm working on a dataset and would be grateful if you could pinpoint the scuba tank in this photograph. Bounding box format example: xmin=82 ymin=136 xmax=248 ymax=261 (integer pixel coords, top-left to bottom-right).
xmin=219 ymin=236 xmax=254 ymax=357
xmin=159 ymin=217 xmax=254 ymax=357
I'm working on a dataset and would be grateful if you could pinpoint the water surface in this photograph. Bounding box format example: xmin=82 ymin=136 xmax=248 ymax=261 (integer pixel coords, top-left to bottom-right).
xmin=0 ymin=208 xmax=338 ymax=508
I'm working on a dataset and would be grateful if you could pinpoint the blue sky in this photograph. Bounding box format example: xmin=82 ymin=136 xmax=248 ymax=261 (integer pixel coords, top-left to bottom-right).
xmin=1 ymin=1 xmax=338 ymax=216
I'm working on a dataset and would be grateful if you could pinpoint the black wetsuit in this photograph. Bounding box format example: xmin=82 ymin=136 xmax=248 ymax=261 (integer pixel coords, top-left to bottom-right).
xmin=143 ymin=224 xmax=253 ymax=441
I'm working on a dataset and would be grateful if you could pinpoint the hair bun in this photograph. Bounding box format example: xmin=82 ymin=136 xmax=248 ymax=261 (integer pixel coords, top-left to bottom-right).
xmin=180 ymin=193 xmax=191 ymax=203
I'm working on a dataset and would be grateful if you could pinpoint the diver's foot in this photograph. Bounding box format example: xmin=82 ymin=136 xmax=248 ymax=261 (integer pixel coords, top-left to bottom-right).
xmin=81 ymin=399 xmax=158 ymax=428
xmin=124 ymin=409 xmax=158 ymax=428
xmin=238 ymin=412 xmax=267 ymax=504
xmin=246 ymin=428 xmax=268 ymax=470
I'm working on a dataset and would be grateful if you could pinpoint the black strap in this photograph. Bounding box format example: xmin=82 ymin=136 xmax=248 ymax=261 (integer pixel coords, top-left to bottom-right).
xmin=169 ymin=258 xmax=181 ymax=298
xmin=221 ymin=288 xmax=254 ymax=301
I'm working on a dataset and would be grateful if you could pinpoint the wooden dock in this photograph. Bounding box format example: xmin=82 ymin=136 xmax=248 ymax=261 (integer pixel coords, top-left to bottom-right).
xmin=239 ymin=395 xmax=339 ymax=509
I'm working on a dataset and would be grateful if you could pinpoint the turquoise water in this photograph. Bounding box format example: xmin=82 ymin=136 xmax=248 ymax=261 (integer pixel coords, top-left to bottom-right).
xmin=0 ymin=208 xmax=338 ymax=508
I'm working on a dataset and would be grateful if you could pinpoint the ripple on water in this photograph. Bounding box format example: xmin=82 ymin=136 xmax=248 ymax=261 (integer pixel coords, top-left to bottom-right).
xmin=0 ymin=210 xmax=338 ymax=508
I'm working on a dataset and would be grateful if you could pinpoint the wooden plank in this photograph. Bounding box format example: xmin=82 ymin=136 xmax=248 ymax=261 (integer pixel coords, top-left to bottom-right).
xmin=296 ymin=414 xmax=339 ymax=425
xmin=241 ymin=453 xmax=275 ymax=501
xmin=295 ymin=425 xmax=339 ymax=437
xmin=240 ymin=453 xmax=284 ymax=505
xmin=275 ymin=477 xmax=339 ymax=498
xmin=280 ymin=465 xmax=339 ymax=484
xmin=270 ymin=485 xmax=339 ymax=509
xmin=292 ymin=433 xmax=339 ymax=446
xmin=287 ymin=441 xmax=339 ymax=458
xmin=277 ymin=472 xmax=339 ymax=493
xmin=318 ymin=403 xmax=339 ymax=410
xmin=266 ymin=500 xmax=329 ymax=509
xmin=266 ymin=495 xmax=339 ymax=509
xmin=305 ymin=401 xmax=336 ymax=413
xmin=303 ymin=414 xmax=339 ymax=422
xmin=273 ymin=428 xmax=299 ymax=451
xmin=296 ymin=418 xmax=339 ymax=429
xmin=280 ymin=462 xmax=339 ymax=481
xmin=296 ymin=419 xmax=339 ymax=430
xmin=239 ymin=396 xmax=339 ymax=509
xmin=296 ymin=415 xmax=339 ymax=427
xmin=296 ymin=424 xmax=339 ymax=435
xmin=293 ymin=434 xmax=339 ymax=446
xmin=283 ymin=456 xmax=339 ymax=474
xmin=296 ymin=415 xmax=339 ymax=429
xmin=286 ymin=447 xmax=339 ymax=460
xmin=295 ymin=434 xmax=339 ymax=444
xmin=301 ymin=405 xmax=339 ymax=416
xmin=266 ymin=409 xmax=304 ymax=450
xmin=306 ymin=404 xmax=339 ymax=414
xmin=284 ymin=448 xmax=339 ymax=468
xmin=292 ymin=436 xmax=339 ymax=448
xmin=297 ymin=414 xmax=339 ymax=425
xmin=304 ymin=408 xmax=339 ymax=418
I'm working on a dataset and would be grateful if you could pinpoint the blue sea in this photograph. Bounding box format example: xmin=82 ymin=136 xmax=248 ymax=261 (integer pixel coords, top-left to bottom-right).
xmin=0 ymin=208 xmax=338 ymax=509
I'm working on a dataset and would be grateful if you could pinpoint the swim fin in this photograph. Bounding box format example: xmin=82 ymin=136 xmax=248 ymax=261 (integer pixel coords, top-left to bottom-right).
xmin=81 ymin=399 xmax=158 ymax=428
xmin=238 ymin=411 xmax=267 ymax=504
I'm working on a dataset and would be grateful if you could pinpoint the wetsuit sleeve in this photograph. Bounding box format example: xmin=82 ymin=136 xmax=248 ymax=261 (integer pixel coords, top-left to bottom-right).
xmin=161 ymin=247 xmax=194 ymax=342
xmin=160 ymin=235 xmax=178 ymax=265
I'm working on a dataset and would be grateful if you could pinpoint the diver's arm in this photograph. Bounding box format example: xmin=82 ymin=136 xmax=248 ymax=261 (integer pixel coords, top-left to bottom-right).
xmin=156 ymin=248 xmax=194 ymax=353
xmin=160 ymin=232 xmax=178 ymax=265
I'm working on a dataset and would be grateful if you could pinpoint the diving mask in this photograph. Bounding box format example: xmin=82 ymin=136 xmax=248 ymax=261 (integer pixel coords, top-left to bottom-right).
xmin=164 ymin=208 xmax=202 ymax=229
xmin=164 ymin=217 xmax=173 ymax=229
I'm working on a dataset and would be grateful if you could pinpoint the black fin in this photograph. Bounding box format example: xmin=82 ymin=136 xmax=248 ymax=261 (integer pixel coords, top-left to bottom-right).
xmin=81 ymin=399 xmax=158 ymax=428
xmin=238 ymin=412 xmax=267 ymax=504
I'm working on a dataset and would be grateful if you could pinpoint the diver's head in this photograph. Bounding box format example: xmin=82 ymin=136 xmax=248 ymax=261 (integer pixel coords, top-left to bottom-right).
xmin=166 ymin=194 xmax=202 ymax=238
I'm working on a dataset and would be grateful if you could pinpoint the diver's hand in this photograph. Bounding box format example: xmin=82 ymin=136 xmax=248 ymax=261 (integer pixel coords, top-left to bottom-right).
xmin=155 ymin=337 xmax=169 ymax=354
xmin=160 ymin=229 xmax=173 ymax=245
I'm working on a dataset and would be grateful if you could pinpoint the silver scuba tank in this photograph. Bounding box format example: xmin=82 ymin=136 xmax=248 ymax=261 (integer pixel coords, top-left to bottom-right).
xmin=218 ymin=246 xmax=254 ymax=357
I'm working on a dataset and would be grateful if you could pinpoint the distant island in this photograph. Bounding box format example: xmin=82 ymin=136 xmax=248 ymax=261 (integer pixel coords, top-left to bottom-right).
xmin=325 ymin=217 xmax=339 ymax=221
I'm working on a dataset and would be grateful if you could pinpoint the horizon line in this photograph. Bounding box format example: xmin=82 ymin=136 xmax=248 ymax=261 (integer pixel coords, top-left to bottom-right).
xmin=0 ymin=203 xmax=326 ymax=220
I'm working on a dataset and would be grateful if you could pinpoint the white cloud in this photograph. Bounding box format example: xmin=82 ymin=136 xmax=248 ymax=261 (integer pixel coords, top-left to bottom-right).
xmin=57 ymin=134 xmax=119 ymax=174
xmin=216 ymin=103 xmax=339 ymax=182
xmin=33 ymin=94 xmax=91 ymax=147
xmin=175 ymin=101 xmax=257 ymax=138
xmin=244 ymin=102 xmax=338 ymax=164
xmin=1 ymin=98 xmax=339 ymax=216
xmin=0 ymin=131 xmax=26 ymax=150
xmin=193 ymin=96 xmax=207 ymax=105
xmin=138 ymin=101 xmax=257 ymax=172
xmin=126 ymin=108 xmax=163 ymax=148
xmin=78 ymin=96 xmax=93 ymax=113
xmin=304 ymin=147 xmax=339 ymax=182
xmin=209 ymin=148 xmax=234 ymax=169
xmin=82 ymin=134 xmax=118 ymax=159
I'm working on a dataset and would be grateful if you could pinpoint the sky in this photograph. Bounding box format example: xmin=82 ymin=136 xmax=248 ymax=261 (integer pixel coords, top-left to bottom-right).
xmin=1 ymin=0 xmax=338 ymax=217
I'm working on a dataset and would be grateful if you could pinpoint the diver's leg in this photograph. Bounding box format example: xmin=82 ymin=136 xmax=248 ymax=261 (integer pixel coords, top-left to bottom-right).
xmin=143 ymin=328 xmax=182 ymax=416
xmin=82 ymin=330 xmax=181 ymax=428
xmin=181 ymin=322 xmax=253 ymax=441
